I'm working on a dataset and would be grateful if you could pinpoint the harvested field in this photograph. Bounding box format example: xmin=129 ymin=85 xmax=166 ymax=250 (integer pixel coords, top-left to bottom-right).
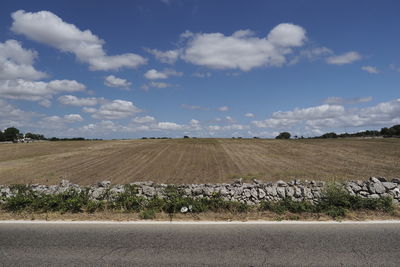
xmin=0 ymin=138 xmax=399 ymax=185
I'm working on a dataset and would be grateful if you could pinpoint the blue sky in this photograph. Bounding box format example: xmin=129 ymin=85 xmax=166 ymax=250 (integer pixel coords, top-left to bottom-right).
xmin=0 ymin=0 xmax=399 ymax=138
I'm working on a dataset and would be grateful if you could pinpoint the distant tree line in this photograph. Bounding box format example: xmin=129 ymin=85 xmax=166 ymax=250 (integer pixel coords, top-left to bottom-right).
xmin=141 ymin=137 xmax=172 ymax=140
xmin=313 ymin=124 xmax=400 ymax=139
xmin=47 ymin=137 xmax=86 ymax=141
xmin=0 ymin=127 xmax=94 ymax=142
xmin=275 ymin=124 xmax=400 ymax=140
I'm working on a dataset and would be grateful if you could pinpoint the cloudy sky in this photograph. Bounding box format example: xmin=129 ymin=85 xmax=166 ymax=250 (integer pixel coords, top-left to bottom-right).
xmin=0 ymin=0 xmax=399 ymax=138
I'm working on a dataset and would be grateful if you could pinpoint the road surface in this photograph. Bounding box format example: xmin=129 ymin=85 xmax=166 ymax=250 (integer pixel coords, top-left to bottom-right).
xmin=0 ymin=221 xmax=399 ymax=266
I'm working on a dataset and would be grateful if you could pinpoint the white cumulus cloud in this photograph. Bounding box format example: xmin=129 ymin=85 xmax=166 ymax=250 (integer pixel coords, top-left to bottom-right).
xmin=181 ymin=23 xmax=307 ymax=71
xmin=0 ymin=79 xmax=85 ymax=104
xmin=82 ymin=107 xmax=97 ymax=113
xmin=104 ymin=75 xmax=132 ymax=90
xmin=145 ymin=48 xmax=179 ymax=64
xmin=133 ymin=116 xmax=156 ymax=123
xmin=144 ymin=69 xmax=168 ymax=80
xmin=11 ymin=10 xmax=147 ymax=71
xmin=323 ymin=96 xmax=372 ymax=105
xmin=0 ymin=39 xmax=47 ymax=81
xmin=225 ymin=116 xmax=236 ymax=123
xmin=92 ymin=100 xmax=142 ymax=119
xmin=156 ymin=122 xmax=183 ymax=130
xmin=64 ymin=114 xmax=84 ymax=122
xmin=0 ymin=99 xmax=37 ymax=128
xmin=58 ymin=95 xmax=99 ymax=106
xmin=150 ymin=81 xmax=171 ymax=88
xmin=218 ymin=106 xmax=229 ymax=112
xmin=192 ymin=72 xmax=212 ymax=78
xmin=144 ymin=68 xmax=183 ymax=80
xmin=326 ymin=51 xmax=361 ymax=65
xmin=252 ymin=98 xmax=400 ymax=131
xmin=361 ymin=65 xmax=379 ymax=74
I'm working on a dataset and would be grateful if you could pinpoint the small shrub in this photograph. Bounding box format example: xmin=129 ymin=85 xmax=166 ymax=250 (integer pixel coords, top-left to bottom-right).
xmin=288 ymin=215 xmax=300 ymax=220
xmin=111 ymin=194 xmax=144 ymax=212
xmin=317 ymin=183 xmax=350 ymax=210
xmin=124 ymin=184 xmax=139 ymax=195
xmin=3 ymin=188 xmax=90 ymax=213
xmin=3 ymin=193 xmax=33 ymax=212
xmin=379 ymin=196 xmax=395 ymax=212
xmin=140 ymin=209 xmax=156 ymax=219
xmin=260 ymin=198 xmax=314 ymax=214
xmin=57 ymin=189 xmax=90 ymax=213
xmin=315 ymin=183 xmax=395 ymax=218
xmin=225 ymin=201 xmax=250 ymax=213
xmin=260 ymin=201 xmax=287 ymax=214
xmin=109 ymin=184 xmax=144 ymax=212
xmin=86 ymin=200 xmax=104 ymax=213
xmin=162 ymin=196 xmax=193 ymax=214
xmin=146 ymin=197 xmax=166 ymax=212
xmin=324 ymin=207 xmax=346 ymax=219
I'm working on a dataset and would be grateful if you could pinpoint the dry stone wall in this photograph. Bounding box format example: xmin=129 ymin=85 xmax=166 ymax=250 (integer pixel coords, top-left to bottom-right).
xmin=1 ymin=177 xmax=400 ymax=204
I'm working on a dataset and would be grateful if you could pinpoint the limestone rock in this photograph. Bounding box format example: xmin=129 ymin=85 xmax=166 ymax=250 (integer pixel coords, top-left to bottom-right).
xmin=98 ymin=181 xmax=111 ymax=188
xmin=370 ymin=177 xmax=380 ymax=183
xmin=219 ymin=188 xmax=229 ymax=196
xmin=60 ymin=179 xmax=71 ymax=188
xmin=286 ymin=187 xmax=294 ymax=197
xmin=293 ymin=186 xmax=302 ymax=198
xmin=382 ymin=182 xmax=397 ymax=190
xmin=369 ymin=182 xmax=386 ymax=194
xmin=303 ymin=187 xmax=313 ymax=199
xmin=258 ymin=189 xmax=266 ymax=199
xmin=142 ymin=185 xmax=156 ymax=197
xmin=347 ymin=182 xmax=362 ymax=193
xmin=276 ymin=180 xmax=287 ymax=187
xmin=250 ymin=188 xmax=258 ymax=198
xmin=91 ymin=188 xmax=107 ymax=199
xmin=244 ymin=189 xmax=251 ymax=198
xmin=265 ymin=186 xmax=277 ymax=197
xmin=277 ymin=187 xmax=286 ymax=198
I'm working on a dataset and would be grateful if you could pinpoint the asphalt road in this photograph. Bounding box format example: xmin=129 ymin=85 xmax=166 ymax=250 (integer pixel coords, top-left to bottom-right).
xmin=0 ymin=222 xmax=400 ymax=266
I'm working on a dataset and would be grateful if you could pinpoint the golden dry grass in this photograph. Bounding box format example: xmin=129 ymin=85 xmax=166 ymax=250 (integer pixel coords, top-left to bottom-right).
xmin=0 ymin=138 xmax=399 ymax=185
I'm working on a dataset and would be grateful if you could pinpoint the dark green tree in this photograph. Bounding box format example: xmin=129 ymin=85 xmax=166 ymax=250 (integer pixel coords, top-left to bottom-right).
xmin=321 ymin=132 xmax=338 ymax=138
xmin=380 ymin=127 xmax=390 ymax=136
xmin=275 ymin=132 xmax=291 ymax=139
xmin=389 ymin=125 xmax=400 ymax=135
xmin=25 ymin=133 xmax=45 ymax=140
xmin=3 ymin=127 xmax=20 ymax=142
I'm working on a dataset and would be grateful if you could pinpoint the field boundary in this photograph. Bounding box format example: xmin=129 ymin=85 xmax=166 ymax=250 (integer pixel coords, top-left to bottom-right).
xmin=1 ymin=177 xmax=399 ymax=220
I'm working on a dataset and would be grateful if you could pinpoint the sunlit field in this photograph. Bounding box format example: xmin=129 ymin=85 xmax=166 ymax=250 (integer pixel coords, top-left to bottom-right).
xmin=0 ymin=138 xmax=399 ymax=185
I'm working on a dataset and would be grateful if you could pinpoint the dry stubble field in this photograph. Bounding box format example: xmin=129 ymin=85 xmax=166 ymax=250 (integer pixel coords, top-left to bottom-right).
xmin=0 ymin=138 xmax=399 ymax=185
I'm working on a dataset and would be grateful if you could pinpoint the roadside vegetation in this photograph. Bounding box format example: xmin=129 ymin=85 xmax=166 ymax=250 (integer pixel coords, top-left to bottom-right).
xmin=0 ymin=183 xmax=395 ymax=220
